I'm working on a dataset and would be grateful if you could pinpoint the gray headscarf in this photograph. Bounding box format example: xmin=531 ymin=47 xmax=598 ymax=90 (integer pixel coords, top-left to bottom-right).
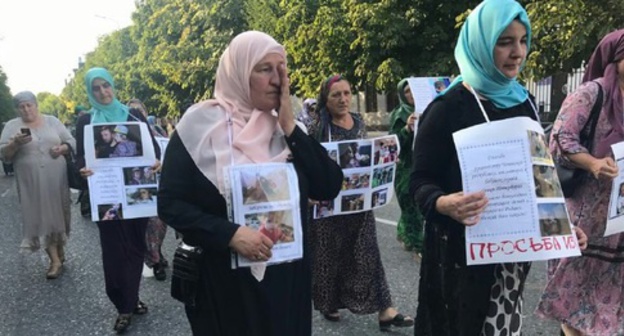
xmin=13 ymin=91 xmax=37 ymax=107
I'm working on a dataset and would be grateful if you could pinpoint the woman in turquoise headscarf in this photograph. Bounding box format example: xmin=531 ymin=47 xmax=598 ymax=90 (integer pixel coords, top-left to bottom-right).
xmin=76 ymin=67 xmax=161 ymax=334
xmin=409 ymin=1 xmax=539 ymax=335
xmin=389 ymin=79 xmax=424 ymax=255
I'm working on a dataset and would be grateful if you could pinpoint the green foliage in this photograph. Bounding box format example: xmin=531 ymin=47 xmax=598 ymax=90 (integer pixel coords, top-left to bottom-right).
xmin=0 ymin=67 xmax=14 ymax=123
xmin=36 ymin=92 xmax=67 ymax=121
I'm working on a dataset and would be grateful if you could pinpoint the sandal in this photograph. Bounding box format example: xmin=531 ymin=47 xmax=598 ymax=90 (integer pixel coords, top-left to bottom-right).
xmin=379 ymin=313 xmax=414 ymax=331
xmin=133 ymin=300 xmax=148 ymax=315
xmin=322 ymin=311 xmax=340 ymax=322
xmin=114 ymin=314 xmax=132 ymax=334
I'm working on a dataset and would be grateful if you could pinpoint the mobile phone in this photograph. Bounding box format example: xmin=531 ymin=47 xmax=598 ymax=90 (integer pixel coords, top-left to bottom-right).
xmin=21 ymin=128 xmax=31 ymax=136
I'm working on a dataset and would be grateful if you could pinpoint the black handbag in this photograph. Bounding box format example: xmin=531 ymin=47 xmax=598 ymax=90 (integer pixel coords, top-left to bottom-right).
xmin=171 ymin=241 xmax=203 ymax=306
xmin=63 ymin=142 xmax=88 ymax=190
xmin=555 ymin=82 xmax=603 ymax=197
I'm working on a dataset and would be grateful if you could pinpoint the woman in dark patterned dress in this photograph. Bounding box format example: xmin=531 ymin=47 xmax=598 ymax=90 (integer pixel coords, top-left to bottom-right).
xmin=307 ymin=74 xmax=414 ymax=332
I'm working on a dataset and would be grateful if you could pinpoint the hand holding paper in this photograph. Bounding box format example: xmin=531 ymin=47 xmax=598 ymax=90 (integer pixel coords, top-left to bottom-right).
xmin=573 ymin=227 xmax=588 ymax=250
xmin=151 ymin=159 xmax=162 ymax=173
xmin=229 ymin=225 xmax=274 ymax=262
xmin=406 ymin=114 xmax=417 ymax=132
xmin=435 ymin=191 xmax=489 ymax=226
xmin=590 ymin=157 xmax=618 ymax=179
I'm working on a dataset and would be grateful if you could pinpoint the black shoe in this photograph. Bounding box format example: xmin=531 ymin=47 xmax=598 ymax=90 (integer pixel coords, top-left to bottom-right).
xmin=114 ymin=314 xmax=132 ymax=334
xmin=153 ymin=264 xmax=166 ymax=281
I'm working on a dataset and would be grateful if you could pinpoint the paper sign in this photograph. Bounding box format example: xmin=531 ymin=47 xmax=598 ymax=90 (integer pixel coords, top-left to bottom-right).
xmin=606 ymin=141 xmax=624 ymax=236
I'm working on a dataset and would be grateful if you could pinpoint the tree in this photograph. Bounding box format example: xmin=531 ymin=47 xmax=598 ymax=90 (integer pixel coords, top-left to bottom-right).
xmin=37 ymin=92 xmax=68 ymax=121
xmin=0 ymin=66 xmax=14 ymax=123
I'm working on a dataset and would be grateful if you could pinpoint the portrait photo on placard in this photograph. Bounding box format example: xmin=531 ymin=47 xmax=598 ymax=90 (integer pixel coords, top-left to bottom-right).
xmin=337 ymin=141 xmax=372 ymax=169
xmin=245 ymin=210 xmax=294 ymax=245
xmin=240 ymin=167 xmax=290 ymax=205
xmin=538 ymin=203 xmax=572 ymax=237
xmin=371 ymin=188 xmax=388 ymax=207
xmin=611 ymin=181 xmax=624 ymax=218
xmin=528 ymin=130 xmax=552 ymax=163
xmin=314 ymin=200 xmax=334 ymax=218
xmin=98 ymin=203 xmax=123 ymax=221
xmin=533 ymin=164 xmax=563 ymax=198
xmin=93 ymin=124 xmax=143 ymax=159
xmin=341 ymin=193 xmax=365 ymax=212
xmin=372 ymin=165 xmax=394 ymax=188
xmin=373 ymin=137 xmax=398 ymax=165
xmin=123 ymin=166 xmax=157 ymax=186
xmin=342 ymin=172 xmax=371 ymax=190
xmin=126 ymin=187 xmax=158 ymax=206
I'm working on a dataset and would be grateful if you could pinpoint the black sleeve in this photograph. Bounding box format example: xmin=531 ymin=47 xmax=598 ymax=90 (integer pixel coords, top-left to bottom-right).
xmin=285 ymin=126 xmax=343 ymax=201
xmin=75 ymin=114 xmax=91 ymax=169
xmin=409 ymin=98 xmax=455 ymax=221
xmin=129 ymin=109 xmax=161 ymax=159
xmin=157 ymin=132 xmax=239 ymax=251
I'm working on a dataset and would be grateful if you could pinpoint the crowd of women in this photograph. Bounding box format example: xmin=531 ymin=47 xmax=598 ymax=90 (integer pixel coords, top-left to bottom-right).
xmin=2 ymin=0 xmax=624 ymax=335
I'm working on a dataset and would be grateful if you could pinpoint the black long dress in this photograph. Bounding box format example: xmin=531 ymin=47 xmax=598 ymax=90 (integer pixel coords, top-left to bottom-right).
xmin=409 ymin=84 xmax=535 ymax=336
xmin=76 ymin=109 xmax=160 ymax=314
xmin=158 ymin=126 xmax=343 ymax=336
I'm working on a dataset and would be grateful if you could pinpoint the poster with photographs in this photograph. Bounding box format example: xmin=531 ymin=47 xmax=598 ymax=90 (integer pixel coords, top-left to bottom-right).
xmin=313 ymin=135 xmax=399 ymax=218
xmin=606 ymin=141 xmax=624 ymax=236
xmin=225 ymin=163 xmax=303 ymax=268
xmin=84 ymin=122 xmax=158 ymax=221
xmin=406 ymin=76 xmax=452 ymax=146
xmin=454 ymin=117 xmax=581 ymax=265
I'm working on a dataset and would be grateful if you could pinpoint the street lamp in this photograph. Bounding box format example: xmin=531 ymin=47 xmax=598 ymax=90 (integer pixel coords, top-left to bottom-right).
xmin=94 ymin=14 xmax=121 ymax=29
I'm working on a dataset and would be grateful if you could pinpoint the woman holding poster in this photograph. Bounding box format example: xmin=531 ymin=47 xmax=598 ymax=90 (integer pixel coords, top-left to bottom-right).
xmin=307 ymin=75 xmax=414 ymax=331
xmin=537 ymin=30 xmax=624 ymax=336
xmin=76 ymin=68 xmax=161 ymax=334
xmin=389 ymin=78 xmax=425 ymax=255
xmin=157 ymin=31 xmax=342 ymax=336
xmin=410 ymin=1 xmax=572 ymax=335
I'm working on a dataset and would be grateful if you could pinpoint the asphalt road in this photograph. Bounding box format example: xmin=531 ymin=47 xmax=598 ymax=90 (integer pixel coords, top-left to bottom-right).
xmin=0 ymin=171 xmax=559 ymax=335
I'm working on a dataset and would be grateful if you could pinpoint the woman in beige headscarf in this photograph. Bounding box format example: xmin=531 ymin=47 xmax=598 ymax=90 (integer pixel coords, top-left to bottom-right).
xmin=158 ymin=31 xmax=343 ymax=335
xmin=0 ymin=91 xmax=75 ymax=279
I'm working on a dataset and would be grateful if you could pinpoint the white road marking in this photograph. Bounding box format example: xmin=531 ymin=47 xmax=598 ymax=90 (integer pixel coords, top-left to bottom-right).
xmin=376 ymin=218 xmax=397 ymax=226
xmin=1 ymin=189 xmax=10 ymax=198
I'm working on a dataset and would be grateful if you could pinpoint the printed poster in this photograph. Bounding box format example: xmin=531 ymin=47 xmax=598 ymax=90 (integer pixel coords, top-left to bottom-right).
xmin=225 ymin=163 xmax=303 ymax=268
xmin=406 ymin=76 xmax=451 ymax=145
xmin=454 ymin=117 xmax=581 ymax=265
xmin=312 ymin=135 xmax=399 ymax=218
xmin=156 ymin=136 xmax=169 ymax=162
xmin=606 ymin=141 xmax=624 ymax=236
xmin=84 ymin=122 xmax=158 ymax=221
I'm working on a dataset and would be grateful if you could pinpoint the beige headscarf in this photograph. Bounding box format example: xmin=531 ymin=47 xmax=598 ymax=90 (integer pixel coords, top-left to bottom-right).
xmin=176 ymin=31 xmax=291 ymax=193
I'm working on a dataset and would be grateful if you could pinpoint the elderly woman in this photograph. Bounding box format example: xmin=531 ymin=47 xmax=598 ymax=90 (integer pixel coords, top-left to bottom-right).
xmin=0 ymin=91 xmax=75 ymax=279
xmin=76 ymin=68 xmax=161 ymax=334
xmin=158 ymin=31 xmax=342 ymax=336
xmin=389 ymin=79 xmax=424 ymax=255
xmin=307 ymin=75 xmax=414 ymax=331
xmin=537 ymin=29 xmax=624 ymax=336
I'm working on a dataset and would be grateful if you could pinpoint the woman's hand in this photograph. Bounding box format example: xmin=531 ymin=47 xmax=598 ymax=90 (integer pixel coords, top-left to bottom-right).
xmin=406 ymin=114 xmax=417 ymax=132
xmin=151 ymin=160 xmax=162 ymax=173
xmin=573 ymin=226 xmax=588 ymax=250
xmin=277 ymin=64 xmax=296 ymax=136
xmin=80 ymin=167 xmax=94 ymax=179
xmin=49 ymin=144 xmax=68 ymax=159
xmin=229 ymin=226 xmax=274 ymax=262
xmin=435 ymin=191 xmax=489 ymax=226
xmin=12 ymin=133 xmax=32 ymax=146
xmin=588 ymin=157 xmax=618 ymax=179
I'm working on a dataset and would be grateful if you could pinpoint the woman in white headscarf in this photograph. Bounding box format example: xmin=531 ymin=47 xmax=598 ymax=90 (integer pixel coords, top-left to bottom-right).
xmin=158 ymin=31 xmax=343 ymax=335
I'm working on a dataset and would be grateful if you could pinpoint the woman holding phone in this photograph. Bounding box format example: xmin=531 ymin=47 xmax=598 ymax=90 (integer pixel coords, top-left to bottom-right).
xmin=0 ymin=91 xmax=75 ymax=279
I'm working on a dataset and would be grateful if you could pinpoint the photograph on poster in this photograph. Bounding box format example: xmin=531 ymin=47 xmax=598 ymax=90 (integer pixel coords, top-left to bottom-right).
xmin=98 ymin=203 xmax=123 ymax=221
xmin=373 ymin=137 xmax=398 ymax=165
xmin=342 ymin=172 xmax=370 ymax=190
xmin=314 ymin=200 xmax=334 ymax=218
xmin=372 ymin=166 xmax=394 ymax=188
xmin=244 ymin=211 xmax=294 ymax=245
xmin=614 ymin=182 xmax=624 ymax=217
xmin=126 ymin=187 xmax=158 ymax=206
xmin=371 ymin=188 xmax=388 ymax=207
xmin=533 ymin=165 xmax=563 ymax=198
xmin=240 ymin=167 xmax=290 ymax=205
xmin=123 ymin=166 xmax=157 ymax=186
xmin=538 ymin=203 xmax=572 ymax=237
xmin=328 ymin=149 xmax=338 ymax=163
xmin=341 ymin=194 xmax=365 ymax=212
xmin=93 ymin=124 xmax=143 ymax=159
xmin=337 ymin=141 xmax=372 ymax=168
xmin=528 ymin=130 xmax=552 ymax=163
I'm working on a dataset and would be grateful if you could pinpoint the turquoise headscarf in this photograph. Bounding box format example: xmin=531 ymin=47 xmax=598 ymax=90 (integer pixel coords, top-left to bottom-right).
xmin=85 ymin=67 xmax=129 ymax=124
xmin=446 ymin=0 xmax=531 ymax=109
